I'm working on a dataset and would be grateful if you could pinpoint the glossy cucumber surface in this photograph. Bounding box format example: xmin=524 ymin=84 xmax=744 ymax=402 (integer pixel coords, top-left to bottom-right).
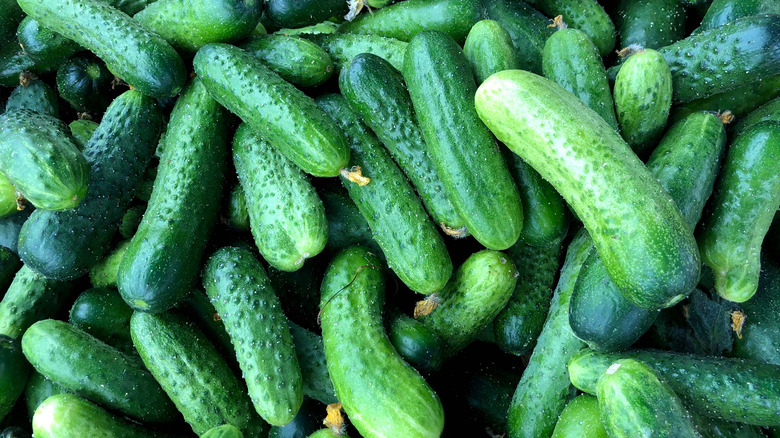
xmin=483 ymin=0 xmax=554 ymax=75
xmin=242 ymin=35 xmax=333 ymax=87
xmin=463 ymin=19 xmax=521 ymax=84
xmin=0 ymin=266 xmax=72 ymax=340
xmin=531 ymin=0 xmax=616 ymax=56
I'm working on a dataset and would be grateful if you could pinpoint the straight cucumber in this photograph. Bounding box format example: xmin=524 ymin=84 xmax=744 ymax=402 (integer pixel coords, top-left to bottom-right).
xmin=0 ymin=266 xmax=73 ymax=340
xmin=483 ymin=0 xmax=555 ymax=75
xmin=68 ymin=288 xmax=133 ymax=352
xmin=0 ymin=336 xmax=29 ymax=422
xmin=5 ymin=77 xmax=60 ymax=118
xmin=550 ymin=395 xmax=607 ymax=438
xmin=463 ymin=19 xmax=521 ymax=85
xmin=615 ymin=0 xmax=686 ymax=49
xmin=699 ymin=0 xmax=780 ymax=31
xmin=305 ymin=33 xmax=407 ymax=73
xmin=242 ymin=35 xmax=333 ymax=87
xmin=531 ymin=0 xmax=615 ymax=56
xmin=32 ymin=394 xmax=159 ymax=438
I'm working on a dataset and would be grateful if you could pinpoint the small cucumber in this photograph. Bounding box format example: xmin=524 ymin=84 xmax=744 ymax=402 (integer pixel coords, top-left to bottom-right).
xmin=733 ymin=261 xmax=780 ymax=365
xmin=483 ymin=0 xmax=555 ymax=75
xmin=0 ymin=177 xmax=17 ymax=220
xmin=320 ymin=246 xmax=445 ymax=438
xmin=242 ymin=35 xmax=334 ymax=87
xmin=56 ymin=53 xmax=113 ymax=114
xmin=203 ymin=424 xmax=244 ymax=438
xmin=118 ymin=205 xmax=144 ymax=239
xmin=32 ymin=394 xmax=159 ymax=438
xmin=226 ymin=184 xmax=250 ymax=231
xmin=404 ymin=31 xmax=523 ymax=251
xmin=305 ymin=33 xmax=407 ymax=73
xmin=265 ymin=0 xmax=347 ymax=28
xmin=388 ymin=313 xmax=444 ymax=373
xmin=463 ymin=19 xmax=521 ymax=84
xmin=68 ymin=120 xmax=98 ymax=151
xmin=669 ymin=73 xmax=780 ymax=123
xmin=130 ymin=311 xmax=254 ymax=434
xmin=531 ymin=0 xmax=616 ymax=56
xmin=16 ymin=18 xmax=80 ymax=67
xmin=0 ymin=336 xmax=29 ymax=421
xmin=319 ymin=185 xmax=380 ymax=256
xmin=194 ymin=43 xmax=349 ymax=177
xmin=203 ymin=247 xmax=303 ymax=426
xmin=615 ymin=0 xmax=686 ymax=49
xmin=733 ymin=96 xmax=780 ymax=137
xmin=22 ymin=319 xmax=176 ymax=423
xmin=550 ymin=395 xmax=607 ymax=438
xmin=24 ymin=372 xmax=69 ymax=420
xmin=89 ymin=241 xmax=130 ymax=288
xmin=287 ymin=322 xmax=338 ymax=406
xmin=0 ymin=110 xmax=88 ymax=211
xmin=232 ymin=124 xmax=327 ymax=272
xmin=5 ymin=77 xmax=60 ymax=118
xmin=68 ymin=288 xmax=133 ymax=352
xmin=597 ymin=359 xmax=698 ymax=438
xmin=0 ymin=247 xmax=20 ymax=293
xmin=0 ymin=266 xmax=73 ymax=340
xmin=699 ymin=0 xmax=780 ymax=31
xmin=698 ymin=121 xmax=780 ymax=302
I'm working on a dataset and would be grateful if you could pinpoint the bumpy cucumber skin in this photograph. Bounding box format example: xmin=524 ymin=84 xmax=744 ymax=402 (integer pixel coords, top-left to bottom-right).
xmin=306 ymin=33 xmax=407 ymax=73
xmin=340 ymin=0 xmax=481 ymax=44
xmin=56 ymin=54 xmax=113 ymax=114
xmin=733 ymin=96 xmax=780 ymax=137
xmin=6 ymin=79 xmax=60 ymax=118
xmin=89 ymin=241 xmax=130 ymax=288
xmin=506 ymin=230 xmax=591 ymax=438
xmin=203 ymin=247 xmax=303 ymax=426
xmin=532 ymin=0 xmax=615 ymax=56
xmin=32 ymin=394 xmax=157 ymax=438
xmin=317 ymin=94 xmax=452 ymax=295
xmin=733 ymin=259 xmax=780 ymax=365
xmin=339 ymin=53 xmax=465 ymax=233
xmin=0 ymin=177 xmax=16 ymax=220
xmin=616 ymin=0 xmax=686 ymax=49
xmin=476 ymin=70 xmax=700 ymax=309
xmin=463 ymin=19 xmax=521 ymax=84
xmin=543 ymin=28 xmax=618 ymax=131
xmin=0 ymin=247 xmax=20 ymax=293
xmin=700 ymin=0 xmax=780 ymax=31
xmin=24 ymin=372 xmax=69 ymax=420
xmin=320 ymin=246 xmax=444 ymax=438
xmin=0 ymin=336 xmax=29 ymax=421
xmin=483 ymin=0 xmax=554 ymax=75
xmin=68 ymin=120 xmax=98 ymax=151
xmin=242 ymin=35 xmax=333 ymax=87
xmin=670 ymin=73 xmax=780 ymax=123
xmin=118 ymin=79 xmax=227 ymax=313
xmin=18 ymin=91 xmax=162 ymax=281
xmin=388 ymin=313 xmax=444 ymax=373
xmin=288 ymin=321 xmax=338 ymax=405
xmin=0 ymin=110 xmax=87 ymax=211
xmin=22 ymin=319 xmax=176 ymax=423
xmin=550 ymin=395 xmax=607 ymax=438
xmin=266 ymin=0 xmax=347 ymax=28
xmin=194 ymin=43 xmax=348 ymax=177
xmin=16 ymin=17 xmax=80 ymax=66
xmin=568 ymin=348 xmax=780 ymax=426
xmin=691 ymin=413 xmax=767 ymax=438
xmin=597 ymin=359 xmax=698 ymax=438
xmin=0 ymin=266 xmax=72 ymax=340
xmin=69 ymin=288 xmax=133 ymax=352
xmin=404 ymin=31 xmax=523 ymax=251
xmin=699 ymin=121 xmax=780 ymax=302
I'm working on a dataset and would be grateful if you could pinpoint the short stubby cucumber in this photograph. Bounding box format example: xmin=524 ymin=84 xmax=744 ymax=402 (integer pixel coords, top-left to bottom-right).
xmin=615 ymin=0 xmax=686 ymax=49
xmin=550 ymin=395 xmax=607 ymax=438
xmin=242 ymin=35 xmax=334 ymax=87
xmin=0 ymin=266 xmax=73 ymax=340
xmin=56 ymin=54 xmax=113 ymax=114
xmin=476 ymin=70 xmax=700 ymax=309
xmin=5 ymin=77 xmax=60 ymax=118
xmin=483 ymin=0 xmax=554 ymax=75
xmin=194 ymin=43 xmax=349 ymax=177
xmin=732 ymin=258 xmax=780 ymax=365
xmin=305 ymin=33 xmax=407 ymax=73
xmin=68 ymin=288 xmax=133 ymax=352
xmin=0 ymin=336 xmax=29 ymax=421
xmin=320 ymin=246 xmax=445 ymax=438
xmin=32 ymin=394 xmax=159 ymax=438
xmin=463 ymin=19 xmax=521 ymax=85
xmin=531 ymin=0 xmax=616 ymax=56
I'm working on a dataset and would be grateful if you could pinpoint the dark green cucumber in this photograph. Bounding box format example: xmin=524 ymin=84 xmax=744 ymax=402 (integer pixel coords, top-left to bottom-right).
xmin=267 ymin=262 xmax=324 ymax=331
xmin=597 ymin=359 xmax=698 ymax=437
xmin=194 ymin=43 xmax=349 ymax=177
xmin=22 ymin=319 xmax=176 ymax=423
xmin=232 ymin=123 xmax=327 ymax=272
xmin=118 ymin=78 xmax=227 ymax=313
xmin=569 ymin=348 xmax=780 ymax=426
xmin=16 ymin=18 xmax=80 ymax=67
xmin=319 ymin=185 xmax=380 ymax=256
xmin=700 ymin=0 xmax=780 ymax=31
xmin=463 ymin=19 xmax=520 ymax=84
xmin=542 ymin=26 xmax=618 ymax=130
xmin=0 ymin=266 xmax=72 ymax=340
xmin=118 ymin=204 xmax=144 ymax=239
xmin=615 ymin=0 xmax=686 ymax=49
xmin=698 ymin=121 xmax=780 ymax=302
xmin=203 ymin=247 xmax=303 ymax=426
xmin=388 ymin=313 xmax=444 ymax=373
xmin=339 ymin=0 xmax=482 ymax=44
xmin=266 ymin=0 xmax=347 ymax=28
xmin=483 ymin=0 xmax=555 ymax=75
xmin=134 ymin=0 xmax=262 ymax=51
xmin=0 ymin=110 xmax=88 ymax=211
xmin=691 ymin=414 xmax=767 ymax=438
xmin=305 ymin=33 xmax=407 ymax=73
xmin=203 ymin=424 xmax=244 ymax=438
xmin=5 ymin=77 xmax=60 ymax=118
xmin=89 ymin=241 xmax=130 ymax=288
xmin=320 ymin=246 xmax=445 ymax=438
xmin=242 ymin=35 xmax=333 ymax=87
xmin=130 ymin=311 xmax=253 ymax=434
xmin=24 ymin=372 xmax=69 ymax=421
xmin=531 ymin=0 xmax=615 ymax=56
xmin=103 ymin=0 xmax=157 ymax=15
xmin=267 ymin=397 xmax=323 ymax=438
xmin=287 ymin=322 xmax=337 ymax=406
xmin=550 ymin=395 xmax=607 ymax=438
xmin=180 ymin=289 xmax=240 ymax=373
xmin=0 ymin=177 xmax=16 ymax=220
xmin=0 ymin=247 xmax=20 ymax=294
xmin=226 ymin=183 xmax=250 ymax=231
xmin=68 ymin=119 xmax=98 ymax=150
xmin=0 ymin=0 xmax=23 ymax=48
xmin=339 ymin=53 xmax=465 ymax=234
xmin=0 ymin=208 xmax=31 ymax=254
xmin=18 ymin=90 xmax=163 ymax=280
xmin=0 ymin=336 xmax=29 ymax=421
xmin=68 ymin=288 xmax=133 ymax=352
xmin=56 ymin=53 xmax=113 ymax=114
xmin=731 ymin=259 xmax=779 ymax=365
xmin=317 ymin=94 xmax=452 ymax=294
xmin=17 ymin=0 xmax=185 ymax=98
xmin=734 ymin=95 xmax=780 ymax=137
xmin=404 ymin=31 xmax=523 ymax=250
xmin=0 ymin=48 xmax=39 ymax=88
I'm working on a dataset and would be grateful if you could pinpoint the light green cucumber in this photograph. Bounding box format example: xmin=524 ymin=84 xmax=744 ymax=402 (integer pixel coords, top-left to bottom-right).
xmin=203 ymin=424 xmax=244 ymax=438
xmin=0 ymin=176 xmax=17 ymax=220
xmin=463 ymin=19 xmax=521 ymax=84
xmin=242 ymin=35 xmax=334 ymax=87
xmin=305 ymin=33 xmax=407 ymax=73
xmin=550 ymin=395 xmax=607 ymax=438
xmin=89 ymin=241 xmax=130 ymax=288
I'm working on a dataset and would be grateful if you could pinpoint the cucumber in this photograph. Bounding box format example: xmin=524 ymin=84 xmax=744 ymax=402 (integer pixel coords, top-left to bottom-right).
xmin=505 ymin=229 xmax=591 ymax=438
xmin=691 ymin=414 xmax=767 ymax=438
xmin=68 ymin=119 xmax=98 ymax=150
xmin=118 ymin=204 xmax=144 ymax=239
xmin=0 ymin=208 xmax=31 ymax=254
xmin=266 ymin=0 xmax=347 ymax=28
xmin=568 ymin=348 xmax=780 ymax=426
xmin=267 ymin=262 xmax=324 ymax=331
xmin=5 ymin=77 xmax=60 ymax=118
xmin=0 ymin=247 xmax=20 ymax=294
xmin=180 ymin=289 xmax=240 ymax=373
xmin=194 ymin=43 xmax=349 ymax=177
xmin=542 ymin=26 xmax=618 ymax=131
xmin=733 ymin=96 xmax=780 ymax=137
xmin=597 ymin=359 xmax=698 ymax=438
xmin=32 ymin=394 xmax=159 ymax=438
xmin=615 ymin=0 xmax=686 ymax=50
xmin=103 ymin=0 xmax=157 ymax=15
xmin=0 ymin=48 xmax=38 ymax=88
xmin=319 ymin=185 xmax=380 ymax=256
xmin=550 ymin=395 xmax=607 ymax=438
xmin=242 ymin=35 xmax=334 ymax=87
xmin=0 ymin=266 xmax=73 ymax=340
xmin=203 ymin=424 xmax=244 ymax=438
xmin=0 ymin=0 xmax=23 ymax=47
xmin=226 ymin=184 xmax=250 ymax=231
xmin=698 ymin=121 xmax=780 ymax=302
xmin=0 ymin=176 xmax=17 ymax=220
xmin=463 ymin=19 xmax=520 ymax=84
xmin=308 ymin=430 xmax=344 ymax=438
xmin=134 ymin=0 xmax=262 ymax=52
xmin=531 ymin=0 xmax=615 ymax=56
xmin=267 ymin=397 xmax=323 ymax=438
xmin=404 ymin=31 xmax=523 ymax=251
xmin=130 ymin=311 xmax=253 ymax=434
xmin=0 ymin=336 xmax=29 ymax=421
xmin=89 ymin=241 xmax=130 ymax=288
xmin=320 ymin=246 xmax=444 ymax=438
xmin=24 ymin=372 xmax=68 ymax=420
xmin=287 ymin=322 xmax=338 ymax=406
xmin=317 ymin=94 xmax=452 ymax=294
xmin=22 ymin=319 xmax=176 ymax=423
xmin=56 ymin=53 xmax=113 ymax=114
xmin=367 ymin=0 xmax=397 ymax=7
xmin=18 ymin=90 xmax=163 ymax=281
xmin=0 ymin=110 xmax=88 ymax=211
xmin=68 ymin=287 xmax=133 ymax=352
xmin=339 ymin=0 xmax=482 ymax=44
xmin=388 ymin=313 xmax=444 ymax=373
xmin=203 ymin=246 xmax=303 ymax=426
xmin=483 ymin=0 xmax=555 ymax=75
xmin=305 ymin=33 xmax=407 ymax=73
xmin=16 ymin=0 xmax=186 ymax=99
xmin=476 ymin=70 xmax=700 ymax=309
xmin=16 ymin=18 xmax=80 ymax=67
xmin=699 ymin=0 xmax=780 ymax=31
xmin=339 ymin=53 xmax=465 ymax=234
xmin=232 ymin=123 xmax=327 ymax=272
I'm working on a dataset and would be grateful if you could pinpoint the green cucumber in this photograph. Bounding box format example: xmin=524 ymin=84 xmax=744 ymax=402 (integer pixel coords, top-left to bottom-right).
xmin=134 ymin=0 xmax=262 ymax=52
xmin=0 ymin=266 xmax=73 ymax=340
xmin=531 ymin=0 xmax=615 ymax=56
xmin=0 ymin=247 xmax=20 ymax=294
xmin=68 ymin=287 xmax=133 ymax=352
xmin=203 ymin=424 xmax=244 ymax=438
xmin=388 ymin=313 xmax=444 ymax=373
xmin=305 ymin=33 xmax=407 ymax=73
xmin=614 ymin=49 xmax=673 ymax=154
xmin=700 ymin=0 xmax=780 ymax=31
xmin=287 ymin=322 xmax=338 ymax=406
xmin=476 ymin=70 xmax=700 ymax=309
xmin=568 ymin=348 xmax=780 ymax=426
xmin=0 ymin=208 xmax=31 ymax=254
xmin=691 ymin=414 xmax=766 ymax=438
xmin=0 ymin=176 xmax=17 ymax=220
xmin=18 ymin=90 xmax=163 ymax=280
xmin=194 ymin=43 xmax=349 ymax=177
xmin=68 ymin=120 xmax=98 ymax=150
xmin=267 ymin=397 xmax=323 ymax=438
xmin=505 ymin=229 xmax=591 ymax=438
xmin=0 ymin=48 xmax=38 ymax=88
xmin=17 ymin=0 xmax=186 ymax=98
xmin=89 ymin=241 xmax=130 ymax=288
xmin=550 ymin=395 xmax=607 ymax=438
xmin=615 ymin=0 xmax=686 ymax=49
xmin=0 ymin=0 xmax=23 ymax=47
xmin=242 ymin=35 xmax=334 ymax=87
xmin=24 ymin=372 xmax=69 ymax=420
xmin=320 ymin=246 xmax=444 ymax=438
xmin=317 ymin=93 xmax=452 ymax=294
xmin=118 ymin=205 xmax=144 ymax=239
xmin=0 ymin=336 xmax=29 ymax=421
xmin=542 ymin=26 xmax=618 ymax=130
xmin=483 ymin=0 xmax=555 ymax=75
xmin=180 ymin=289 xmax=240 ymax=373
xmin=733 ymin=96 xmax=780 ymax=138
xmin=463 ymin=19 xmax=521 ymax=84
xmin=339 ymin=0 xmax=482 ymax=44
xmin=265 ymin=0 xmax=347 ymax=28
xmin=232 ymin=123 xmax=327 ymax=272
xmin=319 ymin=185 xmax=380 ymax=256
xmin=22 ymin=319 xmax=176 ymax=423
xmin=339 ymin=53 xmax=465 ymax=234
xmin=308 ymin=430 xmax=344 ymax=438
xmin=226 ymin=184 xmax=250 ymax=231
xmin=5 ymin=77 xmax=60 ymax=118
xmin=597 ymin=359 xmax=698 ymax=438
xmin=0 ymin=110 xmax=88 ymax=211
xmin=698 ymin=121 xmax=780 ymax=302
xmin=16 ymin=18 xmax=80 ymax=67
xmin=56 ymin=53 xmax=113 ymax=114
xmin=732 ymin=259 xmax=780 ymax=365
xmin=130 ymin=311 xmax=253 ymax=434
xmin=203 ymin=246 xmax=303 ymax=426
xmin=404 ymin=31 xmax=523 ymax=250
xmin=367 ymin=0 xmax=397 ymax=7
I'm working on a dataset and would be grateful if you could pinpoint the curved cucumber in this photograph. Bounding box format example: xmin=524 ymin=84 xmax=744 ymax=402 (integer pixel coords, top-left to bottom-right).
xmin=388 ymin=313 xmax=444 ymax=373
xmin=615 ymin=0 xmax=686 ymax=49
xmin=463 ymin=19 xmax=521 ymax=84
xmin=242 ymin=35 xmax=333 ymax=87
xmin=0 ymin=266 xmax=73 ymax=340
xmin=32 ymin=394 xmax=158 ymax=438
xmin=733 ymin=96 xmax=780 ymax=137
xmin=16 ymin=18 xmax=80 ymax=67
xmin=287 ymin=321 xmax=337 ymax=405
xmin=532 ymin=0 xmax=615 ymax=56
xmin=320 ymin=246 xmax=444 ymax=438
xmin=0 ymin=336 xmax=29 ymax=422
xmin=483 ymin=0 xmax=554 ymax=75
xmin=56 ymin=53 xmax=113 ymax=114
xmin=699 ymin=0 xmax=780 ymax=31
xmin=6 ymin=77 xmax=60 ymax=118
xmin=305 ymin=33 xmax=407 ymax=73
xmin=68 ymin=288 xmax=133 ymax=352
xmin=732 ymin=259 xmax=780 ymax=366
xmin=550 ymin=395 xmax=607 ymax=438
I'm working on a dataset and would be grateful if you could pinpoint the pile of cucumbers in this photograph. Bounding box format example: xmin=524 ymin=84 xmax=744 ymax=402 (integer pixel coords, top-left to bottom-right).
xmin=0 ymin=0 xmax=779 ymax=437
